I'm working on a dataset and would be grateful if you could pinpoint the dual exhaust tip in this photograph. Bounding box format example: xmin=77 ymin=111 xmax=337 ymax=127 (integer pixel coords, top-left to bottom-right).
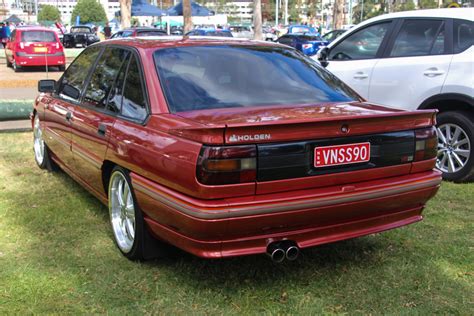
xmin=267 ymin=241 xmax=300 ymax=263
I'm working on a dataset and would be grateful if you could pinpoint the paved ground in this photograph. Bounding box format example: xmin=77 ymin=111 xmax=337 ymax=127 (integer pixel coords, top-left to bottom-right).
xmin=0 ymin=88 xmax=38 ymax=100
xmin=0 ymin=119 xmax=31 ymax=132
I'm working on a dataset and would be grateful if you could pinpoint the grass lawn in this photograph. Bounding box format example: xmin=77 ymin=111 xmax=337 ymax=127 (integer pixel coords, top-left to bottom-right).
xmin=0 ymin=132 xmax=472 ymax=314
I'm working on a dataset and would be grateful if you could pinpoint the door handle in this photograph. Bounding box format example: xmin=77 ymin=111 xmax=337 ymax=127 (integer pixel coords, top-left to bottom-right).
xmin=423 ymin=68 xmax=445 ymax=77
xmin=65 ymin=111 xmax=73 ymax=121
xmin=98 ymin=123 xmax=107 ymax=136
xmin=353 ymin=72 xmax=368 ymax=79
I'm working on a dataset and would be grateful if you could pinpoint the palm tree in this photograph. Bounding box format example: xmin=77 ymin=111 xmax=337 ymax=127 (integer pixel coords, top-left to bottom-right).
xmin=183 ymin=0 xmax=193 ymax=33
xmin=254 ymin=0 xmax=263 ymax=40
xmin=120 ymin=0 xmax=132 ymax=29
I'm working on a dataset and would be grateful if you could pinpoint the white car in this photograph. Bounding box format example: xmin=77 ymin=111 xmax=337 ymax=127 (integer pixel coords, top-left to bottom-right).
xmin=316 ymin=8 xmax=473 ymax=182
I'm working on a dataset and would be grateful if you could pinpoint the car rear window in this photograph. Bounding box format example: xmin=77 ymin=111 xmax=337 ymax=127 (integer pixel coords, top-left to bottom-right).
xmin=298 ymin=35 xmax=322 ymax=41
xmin=21 ymin=31 xmax=56 ymax=43
xmin=154 ymin=45 xmax=360 ymax=112
xmin=71 ymin=27 xmax=91 ymax=33
xmin=137 ymin=30 xmax=167 ymax=37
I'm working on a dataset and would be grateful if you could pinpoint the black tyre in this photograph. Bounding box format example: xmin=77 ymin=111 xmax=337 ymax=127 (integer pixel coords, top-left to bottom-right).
xmin=12 ymin=59 xmax=21 ymax=72
xmin=33 ymin=114 xmax=56 ymax=171
xmin=436 ymin=111 xmax=474 ymax=182
xmin=108 ymin=166 xmax=167 ymax=260
xmin=5 ymin=55 xmax=12 ymax=67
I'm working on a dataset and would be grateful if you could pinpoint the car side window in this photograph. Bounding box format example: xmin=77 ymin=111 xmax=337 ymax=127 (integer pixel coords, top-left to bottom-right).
xmin=389 ymin=20 xmax=445 ymax=57
xmin=82 ymin=47 xmax=130 ymax=111
xmin=122 ymin=31 xmax=134 ymax=37
xmin=278 ymin=35 xmax=292 ymax=46
xmin=329 ymin=22 xmax=390 ymax=60
xmin=106 ymin=53 xmax=130 ymax=114
xmin=454 ymin=19 xmax=473 ymax=54
xmin=57 ymin=46 xmax=101 ymax=102
xmin=121 ymin=55 xmax=148 ymax=121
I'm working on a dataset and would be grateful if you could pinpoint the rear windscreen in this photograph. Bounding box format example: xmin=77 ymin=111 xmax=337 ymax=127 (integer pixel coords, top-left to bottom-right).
xmin=154 ymin=45 xmax=360 ymax=112
xmin=21 ymin=31 xmax=56 ymax=43
xmin=137 ymin=31 xmax=167 ymax=37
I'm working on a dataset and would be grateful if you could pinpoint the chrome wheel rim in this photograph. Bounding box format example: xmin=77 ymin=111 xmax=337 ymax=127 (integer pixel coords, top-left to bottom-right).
xmin=33 ymin=115 xmax=45 ymax=165
xmin=109 ymin=172 xmax=136 ymax=253
xmin=437 ymin=123 xmax=471 ymax=173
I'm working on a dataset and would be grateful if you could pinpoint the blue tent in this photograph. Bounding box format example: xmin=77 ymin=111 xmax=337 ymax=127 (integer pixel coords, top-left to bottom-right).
xmin=132 ymin=0 xmax=167 ymax=17
xmin=167 ymin=1 xmax=214 ymax=16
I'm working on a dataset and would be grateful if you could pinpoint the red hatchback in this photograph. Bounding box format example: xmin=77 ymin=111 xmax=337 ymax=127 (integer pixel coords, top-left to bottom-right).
xmin=32 ymin=38 xmax=441 ymax=262
xmin=5 ymin=27 xmax=66 ymax=72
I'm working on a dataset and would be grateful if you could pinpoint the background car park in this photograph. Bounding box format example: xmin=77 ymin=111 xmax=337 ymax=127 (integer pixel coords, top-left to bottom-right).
xmin=316 ymin=8 xmax=474 ymax=182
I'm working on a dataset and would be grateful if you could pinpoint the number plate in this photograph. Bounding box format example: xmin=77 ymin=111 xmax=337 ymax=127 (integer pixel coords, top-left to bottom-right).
xmin=34 ymin=47 xmax=48 ymax=53
xmin=314 ymin=142 xmax=370 ymax=168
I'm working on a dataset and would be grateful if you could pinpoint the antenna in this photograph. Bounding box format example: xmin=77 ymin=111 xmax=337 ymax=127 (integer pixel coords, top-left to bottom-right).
xmin=43 ymin=29 xmax=49 ymax=79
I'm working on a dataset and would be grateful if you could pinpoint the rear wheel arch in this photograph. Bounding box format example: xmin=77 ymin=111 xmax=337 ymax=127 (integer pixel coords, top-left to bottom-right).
xmin=418 ymin=93 xmax=473 ymax=114
xmin=101 ymin=160 xmax=117 ymax=197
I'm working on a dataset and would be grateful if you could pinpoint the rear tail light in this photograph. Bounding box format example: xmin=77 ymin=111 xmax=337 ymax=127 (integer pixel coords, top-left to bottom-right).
xmin=197 ymin=145 xmax=257 ymax=185
xmin=414 ymin=127 xmax=437 ymax=161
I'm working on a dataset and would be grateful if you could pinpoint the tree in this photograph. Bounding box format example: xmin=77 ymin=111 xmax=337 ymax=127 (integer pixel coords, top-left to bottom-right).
xmin=254 ymin=0 xmax=263 ymax=40
xmin=333 ymin=0 xmax=344 ymax=29
xmin=38 ymin=5 xmax=60 ymax=22
xmin=120 ymin=0 xmax=132 ymax=29
xmin=183 ymin=0 xmax=193 ymax=33
xmin=70 ymin=0 xmax=107 ymax=25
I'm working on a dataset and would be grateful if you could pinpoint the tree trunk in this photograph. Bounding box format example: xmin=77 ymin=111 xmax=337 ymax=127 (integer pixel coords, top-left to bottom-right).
xmin=183 ymin=0 xmax=193 ymax=33
xmin=120 ymin=0 xmax=132 ymax=29
xmin=333 ymin=0 xmax=344 ymax=29
xmin=253 ymin=0 xmax=263 ymax=40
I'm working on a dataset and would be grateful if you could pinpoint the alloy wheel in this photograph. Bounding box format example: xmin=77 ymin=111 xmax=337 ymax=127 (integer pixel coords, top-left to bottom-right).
xmin=109 ymin=171 xmax=136 ymax=253
xmin=33 ymin=115 xmax=45 ymax=165
xmin=437 ymin=123 xmax=471 ymax=173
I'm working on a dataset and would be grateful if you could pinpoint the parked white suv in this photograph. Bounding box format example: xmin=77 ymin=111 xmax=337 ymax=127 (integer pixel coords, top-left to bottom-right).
xmin=316 ymin=8 xmax=473 ymax=182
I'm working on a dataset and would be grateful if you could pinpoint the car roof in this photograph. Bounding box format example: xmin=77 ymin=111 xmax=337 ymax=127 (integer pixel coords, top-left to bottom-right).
xmin=124 ymin=27 xmax=166 ymax=32
xmin=103 ymin=36 xmax=283 ymax=50
xmin=362 ymin=8 xmax=473 ymax=25
xmin=15 ymin=27 xmax=55 ymax=32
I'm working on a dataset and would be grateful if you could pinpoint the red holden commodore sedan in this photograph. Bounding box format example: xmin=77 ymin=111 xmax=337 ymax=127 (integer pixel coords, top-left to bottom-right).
xmin=5 ymin=26 xmax=66 ymax=72
xmin=32 ymin=37 xmax=441 ymax=262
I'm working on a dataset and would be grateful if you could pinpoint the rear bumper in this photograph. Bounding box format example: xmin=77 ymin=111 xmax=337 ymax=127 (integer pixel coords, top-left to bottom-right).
xmin=132 ymin=170 xmax=441 ymax=258
xmin=15 ymin=54 xmax=65 ymax=66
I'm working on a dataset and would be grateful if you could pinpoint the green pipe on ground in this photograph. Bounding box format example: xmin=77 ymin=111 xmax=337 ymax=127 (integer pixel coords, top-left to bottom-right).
xmin=0 ymin=100 xmax=34 ymax=121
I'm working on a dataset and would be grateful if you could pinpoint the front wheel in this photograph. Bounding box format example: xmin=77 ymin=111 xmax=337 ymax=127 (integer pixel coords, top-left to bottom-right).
xmin=436 ymin=111 xmax=473 ymax=182
xmin=33 ymin=114 xmax=56 ymax=171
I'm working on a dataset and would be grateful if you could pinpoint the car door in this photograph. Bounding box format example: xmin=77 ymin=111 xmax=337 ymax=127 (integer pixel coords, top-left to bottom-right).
xmin=325 ymin=21 xmax=394 ymax=98
xmin=369 ymin=18 xmax=452 ymax=110
xmin=43 ymin=46 xmax=101 ymax=168
xmin=70 ymin=46 xmax=131 ymax=197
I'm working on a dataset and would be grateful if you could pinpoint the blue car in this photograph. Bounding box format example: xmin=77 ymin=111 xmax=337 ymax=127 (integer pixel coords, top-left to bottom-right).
xmin=185 ymin=28 xmax=233 ymax=37
xmin=276 ymin=33 xmax=329 ymax=56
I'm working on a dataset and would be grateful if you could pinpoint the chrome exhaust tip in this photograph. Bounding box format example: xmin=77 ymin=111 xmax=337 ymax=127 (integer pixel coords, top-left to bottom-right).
xmin=285 ymin=245 xmax=300 ymax=261
xmin=267 ymin=243 xmax=285 ymax=263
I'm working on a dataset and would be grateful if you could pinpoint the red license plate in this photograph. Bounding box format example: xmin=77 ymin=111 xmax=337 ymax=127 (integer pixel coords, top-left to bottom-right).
xmin=314 ymin=142 xmax=370 ymax=168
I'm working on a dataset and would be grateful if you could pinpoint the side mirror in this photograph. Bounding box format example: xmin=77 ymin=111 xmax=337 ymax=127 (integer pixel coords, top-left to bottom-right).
xmin=62 ymin=84 xmax=81 ymax=100
xmin=38 ymin=79 xmax=56 ymax=93
xmin=318 ymin=47 xmax=329 ymax=68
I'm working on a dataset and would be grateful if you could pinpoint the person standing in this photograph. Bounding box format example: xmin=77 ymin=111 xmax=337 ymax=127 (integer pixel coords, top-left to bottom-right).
xmin=0 ymin=23 xmax=6 ymax=48
xmin=103 ymin=22 xmax=112 ymax=39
